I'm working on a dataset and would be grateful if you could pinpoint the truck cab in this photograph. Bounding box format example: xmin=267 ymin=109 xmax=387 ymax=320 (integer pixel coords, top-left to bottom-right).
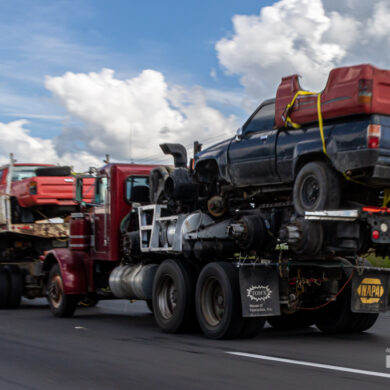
xmin=43 ymin=163 xmax=156 ymax=315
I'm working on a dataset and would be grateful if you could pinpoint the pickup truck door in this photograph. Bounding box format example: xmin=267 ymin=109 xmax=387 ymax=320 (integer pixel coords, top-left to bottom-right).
xmin=227 ymin=102 xmax=280 ymax=186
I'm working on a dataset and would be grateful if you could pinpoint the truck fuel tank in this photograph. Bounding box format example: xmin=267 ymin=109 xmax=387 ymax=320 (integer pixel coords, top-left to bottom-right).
xmin=109 ymin=264 xmax=158 ymax=300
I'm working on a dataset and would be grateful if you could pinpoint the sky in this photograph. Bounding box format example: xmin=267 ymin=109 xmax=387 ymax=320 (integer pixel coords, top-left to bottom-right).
xmin=1 ymin=0 xmax=390 ymax=170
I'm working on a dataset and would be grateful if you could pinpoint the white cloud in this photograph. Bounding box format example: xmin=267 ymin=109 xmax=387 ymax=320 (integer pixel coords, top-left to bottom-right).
xmin=0 ymin=120 xmax=100 ymax=170
xmin=45 ymin=68 xmax=238 ymax=163
xmin=216 ymin=0 xmax=390 ymax=108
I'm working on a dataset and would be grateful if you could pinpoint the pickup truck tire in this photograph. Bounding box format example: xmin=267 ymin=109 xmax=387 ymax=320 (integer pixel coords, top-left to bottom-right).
xmin=47 ymin=264 xmax=78 ymax=317
xmin=4 ymin=265 xmax=23 ymax=309
xmin=293 ymin=161 xmax=340 ymax=216
xmin=152 ymin=259 xmax=197 ymax=333
xmin=0 ymin=267 xmax=10 ymax=309
xmin=196 ymin=262 xmax=244 ymax=339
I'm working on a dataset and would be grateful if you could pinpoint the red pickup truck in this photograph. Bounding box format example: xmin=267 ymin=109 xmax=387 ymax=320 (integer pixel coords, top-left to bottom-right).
xmin=0 ymin=163 xmax=93 ymax=222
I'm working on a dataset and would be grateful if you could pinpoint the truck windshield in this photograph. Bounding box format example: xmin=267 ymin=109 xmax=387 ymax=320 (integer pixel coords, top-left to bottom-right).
xmin=11 ymin=166 xmax=46 ymax=181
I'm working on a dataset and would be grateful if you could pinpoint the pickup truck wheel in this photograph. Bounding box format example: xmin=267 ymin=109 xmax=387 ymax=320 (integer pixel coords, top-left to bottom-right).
xmin=293 ymin=161 xmax=340 ymax=215
xmin=152 ymin=259 xmax=197 ymax=333
xmin=4 ymin=265 xmax=23 ymax=309
xmin=0 ymin=267 xmax=10 ymax=309
xmin=47 ymin=264 xmax=78 ymax=317
xmin=196 ymin=262 xmax=244 ymax=339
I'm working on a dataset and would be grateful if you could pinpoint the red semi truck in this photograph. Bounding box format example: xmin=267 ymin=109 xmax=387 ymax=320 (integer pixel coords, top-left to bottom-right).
xmin=40 ymin=154 xmax=390 ymax=339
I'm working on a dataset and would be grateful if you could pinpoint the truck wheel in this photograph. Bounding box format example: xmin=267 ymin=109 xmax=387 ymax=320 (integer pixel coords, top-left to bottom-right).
xmin=239 ymin=317 xmax=265 ymax=338
xmin=196 ymin=262 xmax=244 ymax=339
xmin=0 ymin=267 xmax=10 ymax=309
xmin=314 ymin=273 xmax=356 ymax=334
xmin=267 ymin=311 xmax=315 ymax=330
xmin=146 ymin=299 xmax=154 ymax=313
xmin=4 ymin=265 xmax=23 ymax=309
xmin=152 ymin=259 xmax=197 ymax=333
xmin=293 ymin=161 xmax=340 ymax=216
xmin=47 ymin=264 xmax=78 ymax=317
xmin=349 ymin=313 xmax=379 ymax=332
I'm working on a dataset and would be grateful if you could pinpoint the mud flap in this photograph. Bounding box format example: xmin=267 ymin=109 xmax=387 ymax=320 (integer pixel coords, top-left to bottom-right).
xmin=351 ymin=272 xmax=389 ymax=313
xmin=239 ymin=266 xmax=280 ymax=317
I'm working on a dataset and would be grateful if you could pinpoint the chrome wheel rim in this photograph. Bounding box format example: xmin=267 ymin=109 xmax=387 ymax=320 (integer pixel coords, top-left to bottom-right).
xmin=200 ymin=277 xmax=225 ymax=327
xmin=157 ymin=275 xmax=177 ymax=320
xmin=49 ymin=275 xmax=64 ymax=309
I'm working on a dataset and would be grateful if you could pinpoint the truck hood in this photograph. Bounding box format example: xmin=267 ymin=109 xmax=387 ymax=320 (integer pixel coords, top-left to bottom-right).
xmin=195 ymin=137 xmax=233 ymax=163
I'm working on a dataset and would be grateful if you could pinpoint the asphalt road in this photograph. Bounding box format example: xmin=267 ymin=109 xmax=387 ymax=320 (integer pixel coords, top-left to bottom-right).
xmin=0 ymin=299 xmax=389 ymax=390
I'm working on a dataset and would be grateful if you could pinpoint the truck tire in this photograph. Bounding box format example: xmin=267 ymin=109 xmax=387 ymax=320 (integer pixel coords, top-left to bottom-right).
xmin=293 ymin=161 xmax=340 ymax=216
xmin=4 ymin=265 xmax=23 ymax=309
xmin=146 ymin=299 xmax=154 ymax=313
xmin=314 ymin=272 xmax=374 ymax=334
xmin=152 ymin=259 xmax=197 ymax=333
xmin=0 ymin=267 xmax=10 ymax=309
xmin=348 ymin=313 xmax=379 ymax=332
xmin=47 ymin=264 xmax=78 ymax=317
xmin=239 ymin=317 xmax=266 ymax=339
xmin=267 ymin=312 xmax=315 ymax=330
xmin=195 ymin=262 xmax=244 ymax=339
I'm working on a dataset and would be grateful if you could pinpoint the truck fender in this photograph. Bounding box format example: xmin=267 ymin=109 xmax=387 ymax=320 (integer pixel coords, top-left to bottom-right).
xmin=292 ymin=140 xmax=334 ymax=178
xmin=43 ymin=249 xmax=88 ymax=295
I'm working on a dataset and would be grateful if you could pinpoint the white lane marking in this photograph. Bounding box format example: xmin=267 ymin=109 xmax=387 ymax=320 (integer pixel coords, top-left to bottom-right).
xmin=226 ymin=351 xmax=390 ymax=379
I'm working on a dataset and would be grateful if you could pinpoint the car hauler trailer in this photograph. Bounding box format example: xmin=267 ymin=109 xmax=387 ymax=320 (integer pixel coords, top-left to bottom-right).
xmin=42 ymin=149 xmax=390 ymax=339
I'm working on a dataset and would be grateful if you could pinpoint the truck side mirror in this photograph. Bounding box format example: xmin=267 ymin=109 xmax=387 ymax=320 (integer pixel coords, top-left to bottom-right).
xmin=75 ymin=178 xmax=83 ymax=203
xmin=235 ymin=127 xmax=243 ymax=140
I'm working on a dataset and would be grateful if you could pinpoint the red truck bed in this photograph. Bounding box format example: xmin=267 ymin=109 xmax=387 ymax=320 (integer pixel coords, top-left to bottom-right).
xmin=275 ymin=64 xmax=390 ymax=128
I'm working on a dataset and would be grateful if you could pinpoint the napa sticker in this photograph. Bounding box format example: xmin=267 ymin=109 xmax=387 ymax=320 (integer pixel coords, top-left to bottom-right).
xmin=356 ymin=278 xmax=384 ymax=304
xmin=246 ymin=285 xmax=272 ymax=302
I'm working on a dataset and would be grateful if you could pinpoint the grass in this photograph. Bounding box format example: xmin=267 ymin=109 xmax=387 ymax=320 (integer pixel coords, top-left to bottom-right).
xmin=364 ymin=254 xmax=390 ymax=268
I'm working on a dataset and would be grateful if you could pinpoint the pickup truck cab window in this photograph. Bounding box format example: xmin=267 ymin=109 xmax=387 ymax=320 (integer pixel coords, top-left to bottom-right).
xmin=243 ymin=103 xmax=275 ymax=136
xmin=228 ymin=101 xmax=280 ymax=186
xmin=11 ymin=166 xmax=43 ymax=181
xmin=126 ymin=176 xmax=149 ymax=203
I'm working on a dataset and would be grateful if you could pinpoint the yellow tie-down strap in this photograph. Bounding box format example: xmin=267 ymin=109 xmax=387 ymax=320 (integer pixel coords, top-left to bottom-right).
xmin=283 ymin=91 xmax=390 ymax=207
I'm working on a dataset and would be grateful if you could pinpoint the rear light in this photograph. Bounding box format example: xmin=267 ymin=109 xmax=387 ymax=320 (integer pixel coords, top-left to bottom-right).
xmin=367 ymin=124 xmax=381 ymax=149
xmin=358 ymin=79 xmax=373 ymax=104
xmin=29 ymin=181 xmax=37 ymax=194
xmin=372 ymin=230 xmax=380 ymax=240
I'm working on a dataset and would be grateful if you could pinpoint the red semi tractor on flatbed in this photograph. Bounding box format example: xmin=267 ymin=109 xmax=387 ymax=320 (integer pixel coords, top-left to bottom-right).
xmin=33 ymin=153 xmax=390 ymax=339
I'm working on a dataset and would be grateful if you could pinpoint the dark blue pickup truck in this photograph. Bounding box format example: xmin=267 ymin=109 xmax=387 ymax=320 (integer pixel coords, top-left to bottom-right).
xmin=194 ymin=99 xmax=390 ymax=215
